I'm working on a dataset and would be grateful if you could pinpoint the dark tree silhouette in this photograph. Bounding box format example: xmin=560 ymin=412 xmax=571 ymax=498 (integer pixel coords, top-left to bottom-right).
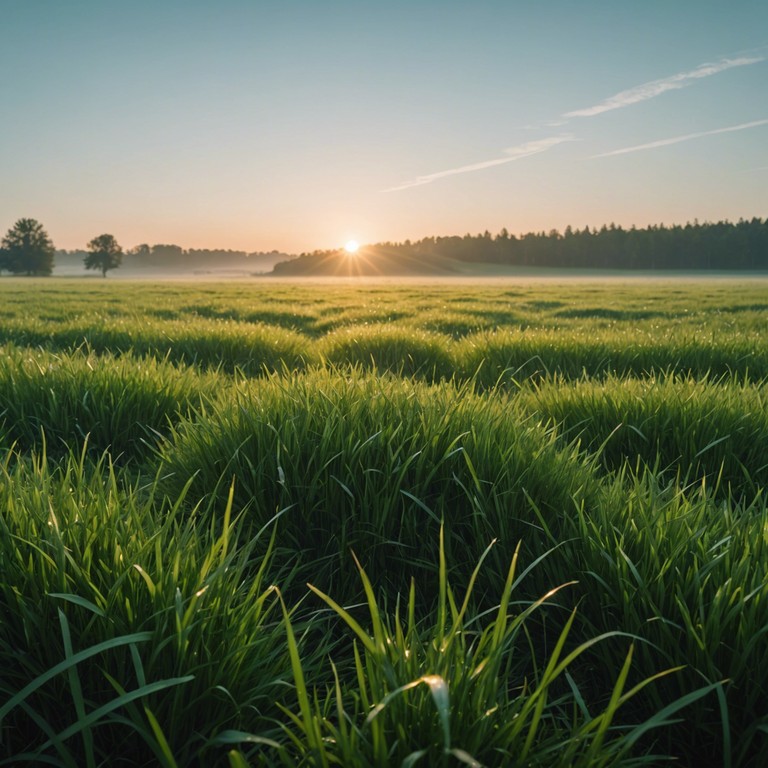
xmin=127 ymin=243 xmax=151 ymax=259
xmin=0 ymin=218 xmax=55 ymax=276
xmin=85 ymin=234 xmax=123 ymax=277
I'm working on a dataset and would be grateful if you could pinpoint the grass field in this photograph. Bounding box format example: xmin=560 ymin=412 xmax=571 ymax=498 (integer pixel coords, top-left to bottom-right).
xmin=0 ymin=277 xmax=766 ymax=766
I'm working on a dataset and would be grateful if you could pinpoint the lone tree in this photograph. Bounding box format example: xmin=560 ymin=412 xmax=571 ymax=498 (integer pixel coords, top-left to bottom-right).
xmin=85 ymin=234 xmax=123 ymax=277
xmin=0 ymin=218 xmax=55 ymax=276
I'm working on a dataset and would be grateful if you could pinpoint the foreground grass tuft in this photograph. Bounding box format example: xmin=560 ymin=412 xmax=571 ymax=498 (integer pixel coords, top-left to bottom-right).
xmin=260 ymin=532 xmax=717 ymax=767
xmin=0 ymin=450 xmax=295 ymax=765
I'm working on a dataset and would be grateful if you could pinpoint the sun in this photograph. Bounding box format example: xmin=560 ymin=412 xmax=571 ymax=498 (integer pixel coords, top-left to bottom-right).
xmin=344 ymin=239 xmax=360 ymax=254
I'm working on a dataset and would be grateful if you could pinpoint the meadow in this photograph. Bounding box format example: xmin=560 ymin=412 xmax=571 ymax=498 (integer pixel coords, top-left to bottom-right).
xmin=0 ymin=276 xmax=766 ymax=767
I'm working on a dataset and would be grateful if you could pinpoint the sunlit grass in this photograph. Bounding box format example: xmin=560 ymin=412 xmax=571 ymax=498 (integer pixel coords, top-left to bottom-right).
xmin=561 ymin=471 xmax=768 ymax=766
xmin=268 ymin=531 xmax=717 ymax=767
xmin=517 ymin=373 xmax=768 ymax=495
xmin=0 ymin=345 xmax=217 ymax=460
xmin=456 ymin=326 xmax=766 ymax=386
xmin=157 ymin=368 xmax=598 ymax=603
xmin=0 ymin=449 xmax=295 ymax=765
xmin=0 ymin=277 xmax=766 ymax=765
xmin=0 ymin=317 xmax=314 ymax=375
xmin=318 ymin=325 xmax=456 ymax=379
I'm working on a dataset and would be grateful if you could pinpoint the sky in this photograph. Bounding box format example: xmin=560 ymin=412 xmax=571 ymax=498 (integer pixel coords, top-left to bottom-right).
xmin=1 ymin=0 xmax=767 ymax=254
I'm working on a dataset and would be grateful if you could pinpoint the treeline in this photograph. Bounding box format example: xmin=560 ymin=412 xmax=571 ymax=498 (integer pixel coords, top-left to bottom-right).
xmin=276 ymin=218 xmax=768 ymax=274
xmin=0 ymin=216 xmax=292 ymax=278
xmin=126 ymin=244 xmax=287 ymax=265
xmin=57 ymin=244 xmax=287 ymax=269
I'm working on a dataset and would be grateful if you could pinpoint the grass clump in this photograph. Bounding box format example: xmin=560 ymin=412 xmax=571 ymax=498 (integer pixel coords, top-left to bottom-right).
xmin=0 ymin=316 xmax=314 ymax=375
xmin=0 ymin=449 xmax=296 ymax=766
xmin=0 ymin=346 xmax=216 ymax=461
xmin=158 ymin=368 xmax=598 ymax=602
xmin=456 ymin=327 xmax=766 ymax=387
xmin=319 ymin=324 xmax=456 ymax=381
xmin=260 ymin=531 xmax=716 ymax=767
xmin=519 ymin=374 xmax=768 ymax=495
xmin=559 ymin=472 xmax=768 ymax=766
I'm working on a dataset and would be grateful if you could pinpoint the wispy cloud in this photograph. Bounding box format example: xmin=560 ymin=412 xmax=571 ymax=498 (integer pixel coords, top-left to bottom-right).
xmin=385 ymin=136 xmax=573 ymax=191
xmin=386 ymin=53 xmax=764 ymax=192
xmin=565 ymin=56 xmax=764 ymax=118
xmin=593 ymin=118 xmax=768 ymax=157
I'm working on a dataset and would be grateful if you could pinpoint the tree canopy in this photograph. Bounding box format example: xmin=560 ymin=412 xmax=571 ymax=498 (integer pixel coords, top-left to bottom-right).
xmin=85 ymin=234 xmax=123 ymax=277
xmin=0 ymin=219 xmax=55 ymax=276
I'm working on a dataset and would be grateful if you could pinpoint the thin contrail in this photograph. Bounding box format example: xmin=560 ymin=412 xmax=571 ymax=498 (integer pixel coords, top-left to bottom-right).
xmin=564 ymin=56 xmax=764 ymax=118
xmin=385 ymin=136 xmax=573 ymax=191
xmin=593 ymin=118 xmax=768 ymax=157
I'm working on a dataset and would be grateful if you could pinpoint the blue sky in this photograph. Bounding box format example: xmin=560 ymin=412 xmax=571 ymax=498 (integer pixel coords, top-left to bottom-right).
xmin=1 ymin=1 xmax=766 ymax=253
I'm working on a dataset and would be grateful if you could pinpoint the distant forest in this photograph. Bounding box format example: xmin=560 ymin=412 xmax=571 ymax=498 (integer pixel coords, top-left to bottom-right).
xmin=274 ymin=218 xmax=768 ymax=275
xmin=55 ymin=244 xmax=288 ymax=272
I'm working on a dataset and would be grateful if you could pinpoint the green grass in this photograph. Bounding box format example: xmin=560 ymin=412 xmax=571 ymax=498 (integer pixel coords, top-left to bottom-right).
xmin=0 ymin=277 xmax=767 ymax=766
xmin=157 ymin=368 xmax=598 ymax=603
xmin=517 ymin=373 xmax=768 ymax=495
xmin=455 ymin=326 xmax=766 ymax=386
xmin=319 ymin=325 xmax=456 ymax=379
xmin=567 ymin=471 xmax=768 ymax=767
xmin=1 ymin=280 xmax=764 ymax=382
xmin=0 ymin=450 xmax=295 ymax=765
xmin=0 ymin=346 xmax=217 ymax=460
xmin=270 ymin=531 xmax=717 ymax=768
xmin=0 ymin=316 xmax=313 ymax=375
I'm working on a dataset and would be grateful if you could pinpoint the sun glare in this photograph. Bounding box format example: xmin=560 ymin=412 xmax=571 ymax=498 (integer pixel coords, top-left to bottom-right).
xmin=344 ymin=239 xmax=360 ymax=254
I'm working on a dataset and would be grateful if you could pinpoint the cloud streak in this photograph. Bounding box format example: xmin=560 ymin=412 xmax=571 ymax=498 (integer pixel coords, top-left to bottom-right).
xmin=386 ymin=53 xmax=764 ymax=193
xmin=565 ymin=56 xmax=764 ymax=118
xmin=593 ymin=118 xmax=768 ymax=157
xmin=385 ymin=136 xmax=573 ymax=191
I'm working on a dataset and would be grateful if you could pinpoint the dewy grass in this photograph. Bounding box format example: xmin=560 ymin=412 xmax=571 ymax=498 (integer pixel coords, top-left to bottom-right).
xmin=558 ymin=472 xmax=768 ymax=766
xmin=517 ymin=373 xmax=768 ymax=495
xmin=0 ymin=317 xmax=315 ymax=375
xmin=157 ymin=368 xmax=599 ymax=602
xmin=0 ymin=346 xmax=218 ymax=461
xmin=0 ymin=449 xmax=297 ymax=765
xmin=318 ymin=324 xmax=456 ymax=380
xmin=455 ymin=327 xmax=767 ymax=387
xmin=0 ymin=280 xmax=766 ymax=383
xmin=0 ymin=279 xmax=766 ymax=765
xmin=265 ymin=530 xmax=717 ymax=767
